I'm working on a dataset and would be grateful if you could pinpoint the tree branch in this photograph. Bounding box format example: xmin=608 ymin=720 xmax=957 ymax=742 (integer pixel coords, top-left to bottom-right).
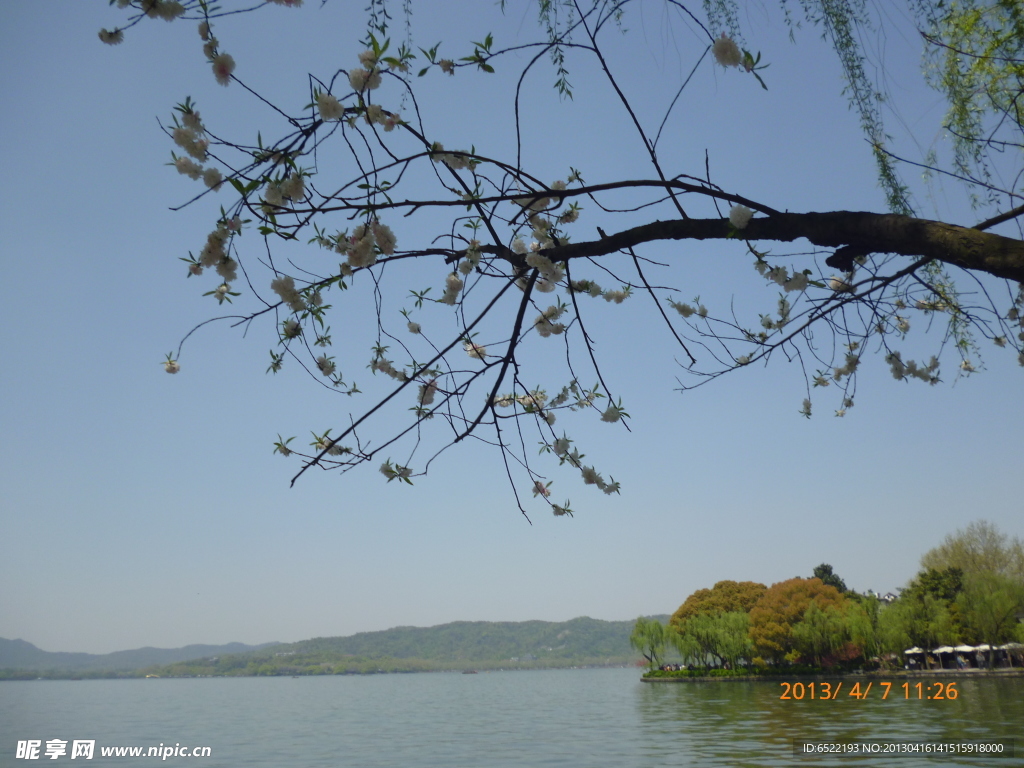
xmin=546 ymin=211 xmax=1024 ymax=282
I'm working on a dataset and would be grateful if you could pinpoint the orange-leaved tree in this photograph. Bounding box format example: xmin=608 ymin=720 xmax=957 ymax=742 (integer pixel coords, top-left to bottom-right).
xmin=748 ymin=578 xmax=847 ymax=663
xmin=670 ymin=580 xmax=766 ymax=633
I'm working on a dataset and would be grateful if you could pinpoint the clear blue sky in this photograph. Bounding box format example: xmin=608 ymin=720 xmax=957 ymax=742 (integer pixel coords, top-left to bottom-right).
xmin=1 ymin=1 xmax=1021 ymax=654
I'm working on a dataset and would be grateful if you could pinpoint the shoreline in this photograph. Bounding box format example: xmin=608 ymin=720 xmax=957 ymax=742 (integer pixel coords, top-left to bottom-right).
xmin=642 ymin=669 xmax=1024 ymax=682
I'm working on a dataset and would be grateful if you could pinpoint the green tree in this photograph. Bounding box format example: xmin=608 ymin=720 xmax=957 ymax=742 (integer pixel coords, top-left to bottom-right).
xmin=713 ymin=612 xmax=756 ymax=669
xmin=791 ymin=601 xmax=848 ymax=667
xmin=955 ymin=573 xmax=1024 ymax=668
xmin=905 ymin=567 xmax=965 ymax=604
xmin=920 ymin=520 xmax=1024 ymax=584
xmin=95 ymin=1 xmax=1024 ymax=513
xmin=879 ymin=594 xmax=956 ymax=667
xmin=812 ymin=564 xmax=848 ymax=594
xmin=843 ymin=596 xmax=882 ymax=662
xmin=678 ymin=611 xmax=754 ymax=669
xmin=630 ymin=617 xmax=669 ymax=670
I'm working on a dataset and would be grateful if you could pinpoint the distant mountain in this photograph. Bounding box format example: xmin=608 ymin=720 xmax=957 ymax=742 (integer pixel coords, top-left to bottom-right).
xmin=0 ymin=637 xmax=278 ymax=673
xmin=275 ymin=616 xmax=666 ymax=662
xmin=2 ymin=616 xmax=671 ymax=678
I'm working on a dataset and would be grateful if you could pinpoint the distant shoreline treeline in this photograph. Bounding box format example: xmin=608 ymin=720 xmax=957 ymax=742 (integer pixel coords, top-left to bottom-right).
xmin=0 ymin=616 xmax=663 ymax=680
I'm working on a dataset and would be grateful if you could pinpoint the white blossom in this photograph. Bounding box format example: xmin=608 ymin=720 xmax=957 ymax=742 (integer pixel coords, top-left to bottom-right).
xmin=175 ymin=156 xmax=203 ymax=180
xmin=518 ymin=391 xmax=547 ymax=410
xmin=346 ymin=225 xmax=377 ymax=268
xmin=670 ymin=300 xmax=695 ymax=318
xmin=280 ymin=174 xmax=305 ymax=202
xmin=349 ymin=67 xmax=382 ymax=91
xmin=419 ymin=379 xmax=438 ymax=406
xmin=799 ymin=398 xmax=812 ymax=418
xmin=407 ymin=321 xmax=421 ymax=334
xmin=98 ymin=28 xmax=124 ymax=45
xmin=316 ymin=356 xmax=336 ymax=377
xmin=263 ymin=182 xmax=284 ymax=207
xmin=198 ymin=226 xmax=229 ymax=267
xmin=464 ymin=341 xmax=487 ymax=360
xmin=535 ymin=305 xmax=567 ymax=338
xmin=153 ymin=1 xmax=185 ymax=20
xmin=712 ymin=34 xmax=742 ymax=68
xmin=211 ymin=53 xmax=235 ymax=86
xmin=358 ymin=49 xmax=378 ymax=69
xmin=829 ymin=275 xmax=854 ymax=293
xmin=371 ymin=358 xmax=406 ymax=381
xmin=181 ymin=110 xmax=204 ymax=133
xmin=371 ymin=221 xmax=396 ymax=255
xmin=316 ymin=92 xmax=344 ymax=121
xmin=784 ymin=272 xmax=809 ymax=293
xmin=600 ymin=404 xmax=622 ymax=422
xmin=271 ymin=275 xmax=304 ymax=309
xmin=215 ymin=257 xmax=237 ymax=283
xmin=886 ymin=351 xmax=906 ymax=379
xmin=172 ymin=126 xmax=208 ymax=161
xmin=439 ymin=59 xmax=455 ymax=75
xmin=163 ymin=359 xmax=180 ymax=374
xmin=833 ymin=353 xmax=861 ymax=382
xmin=202 ymin=167 xmax=222 ymax=190
xmin=364 ymin=104 xmax=385 ymax=125
xmin=440 ymin=273 xmax=463 ymax=305
xmin=729 ymin=204 xmax=753 ymax=229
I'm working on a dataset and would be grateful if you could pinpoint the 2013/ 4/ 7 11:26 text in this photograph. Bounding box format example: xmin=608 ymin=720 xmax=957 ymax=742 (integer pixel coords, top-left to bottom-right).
xmin=779 ymin=681 xmax=959 ymax=700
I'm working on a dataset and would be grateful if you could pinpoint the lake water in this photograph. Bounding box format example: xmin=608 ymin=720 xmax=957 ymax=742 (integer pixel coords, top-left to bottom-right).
xmin=1 ymin=669 xmax=1021 ymax=767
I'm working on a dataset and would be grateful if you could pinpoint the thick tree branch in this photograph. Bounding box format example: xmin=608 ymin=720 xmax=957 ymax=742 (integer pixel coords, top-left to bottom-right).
xmin=546 ymin=211 xmax=1024 ymax=283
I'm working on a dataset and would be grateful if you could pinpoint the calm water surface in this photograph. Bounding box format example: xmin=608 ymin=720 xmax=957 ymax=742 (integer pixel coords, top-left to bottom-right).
xmin=2 ymin=669 xmax=1021 ymax=767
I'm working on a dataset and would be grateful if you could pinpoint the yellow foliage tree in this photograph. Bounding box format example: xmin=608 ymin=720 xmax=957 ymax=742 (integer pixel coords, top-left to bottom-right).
xmin=748 ymin=578 xmax=846 ymax=663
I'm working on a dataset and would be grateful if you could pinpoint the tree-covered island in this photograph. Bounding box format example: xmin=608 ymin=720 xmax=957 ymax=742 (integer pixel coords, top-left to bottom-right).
xmin=633 ymin=521 xmax=1024 ymax=680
